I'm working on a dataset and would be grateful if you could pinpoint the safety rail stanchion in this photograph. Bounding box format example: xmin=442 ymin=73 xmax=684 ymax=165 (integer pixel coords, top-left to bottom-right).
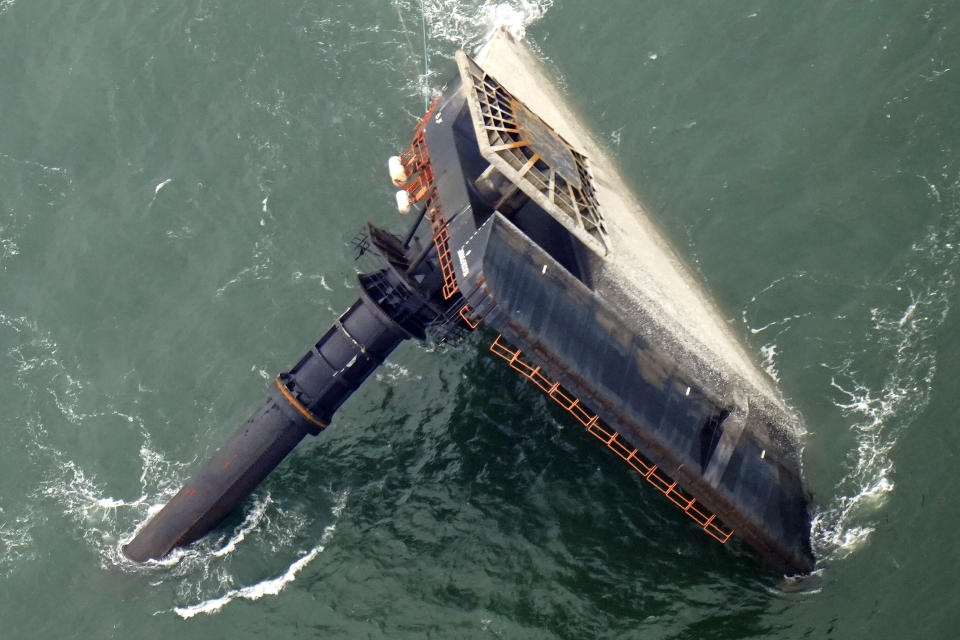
xmin=399 ymin=98 xmax=440 ymax=204
xmin=488 ymin=334 xmax=734 ymax=544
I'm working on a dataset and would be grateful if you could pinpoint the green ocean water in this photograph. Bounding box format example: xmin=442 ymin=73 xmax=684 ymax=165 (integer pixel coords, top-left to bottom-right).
xmin=1 ymin=0 xmax=958 ymax=637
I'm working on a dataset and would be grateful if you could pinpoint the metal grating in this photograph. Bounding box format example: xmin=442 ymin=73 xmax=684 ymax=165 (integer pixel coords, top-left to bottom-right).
xmin=456 ymin=51 xmax=610 ymax=257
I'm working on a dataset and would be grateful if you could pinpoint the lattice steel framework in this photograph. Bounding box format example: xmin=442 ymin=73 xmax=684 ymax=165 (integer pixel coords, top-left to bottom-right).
xmin=457 ymin=51 xmax=610 ymax=257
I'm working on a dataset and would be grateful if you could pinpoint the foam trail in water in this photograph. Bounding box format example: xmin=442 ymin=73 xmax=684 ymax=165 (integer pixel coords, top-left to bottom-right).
xmin=174 ymin=525 xmax=334 ymax=619
xmin=811 ymin=173 xmax=959 ymax=561
xmin=739 ymin=172 xmax=959 ymax=565
xmin=211 ymin=495 xmax=273 ymax=558
xmin=173 ymin=491 xmax=348 ymax=619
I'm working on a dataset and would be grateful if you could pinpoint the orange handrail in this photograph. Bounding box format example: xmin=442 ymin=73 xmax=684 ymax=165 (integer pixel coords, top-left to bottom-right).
xmin=489 ymin=334 xmax=733 ymax=544
xmin=426 ymin=195 xmax=459 ymax=300
xmin=399 ymin=98 xmax=440 ymax=204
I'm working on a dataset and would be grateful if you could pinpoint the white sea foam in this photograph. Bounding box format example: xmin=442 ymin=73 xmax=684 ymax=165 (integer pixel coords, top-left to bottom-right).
xmin=808 ymin=172 xmax=960 ymax=562
xmin=173 ymin=490 xmax=348 ymax=619
xmin=0 ymin=196 xmax=19 ymax=259
xmin=211 ymin=495 xmax=273 ymax=557
xmin=759 ymin=343 xmax=780 ymax=383
xmin=743 ymin=312 xmax=812 ymax=335
xmin=174 ymin=524 xmax=334 ymax=619
xmin=3 ymin=323 xmax=138 ymax=578
xmin=0 ymin=503 xmax=38 ymax=576
xmin=736 ymin=169 xmax=959 ymax=567
xmin=400 ymin=0 xmax=552 ymax=50
xmin=389 ymin=0 xmax=553 ymax=106
xmin=374 ymin=359 xmax=420 ymax=385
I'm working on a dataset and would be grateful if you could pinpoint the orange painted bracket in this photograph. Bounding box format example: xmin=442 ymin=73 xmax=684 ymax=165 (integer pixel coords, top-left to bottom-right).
xmin=274 ymin=377 xmax=328 ymax=430
xmin=459 ymin=304 xmax=481 ymax=329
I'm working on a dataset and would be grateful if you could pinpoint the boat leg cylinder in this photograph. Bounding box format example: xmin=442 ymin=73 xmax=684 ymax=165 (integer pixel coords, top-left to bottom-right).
xmin=123 ymin=292 xmax=410 ymax=562
xmin=122 ymin=392 xmax=318 ymax=562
